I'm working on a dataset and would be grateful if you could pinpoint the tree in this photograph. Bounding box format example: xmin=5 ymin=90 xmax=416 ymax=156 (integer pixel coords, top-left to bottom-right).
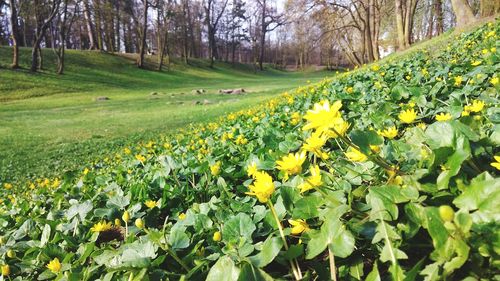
xmin=450 ymin=0 xmax=474 ymax=28
xmin=31 ymin=0 xmax=62 ymax=72
xmin=137 ymin=0 xmax=148 ymax=68
xmin=255 ymin=0 xmax=285 ymax=70
xmin=394 ymin=0 xmax=418 ymax=50
xmin=8 ymin=0 xmax=20 ymax=68
xmin=204 ymin=0 xmax=229 ymax=67
xmin=53 ymin=0 xmax=77 ymax=74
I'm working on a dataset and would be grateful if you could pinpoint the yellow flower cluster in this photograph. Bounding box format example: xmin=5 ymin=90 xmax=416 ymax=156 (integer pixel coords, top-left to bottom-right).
xmin=90 ymin=221 xmax=112 ymax=233
xmin=462 ymin=99 xmax=485 ymax=116
xmin=399 ymin=109 xmax=417 ymax=124
xmin=210 ymin=161 xmax=221 ymax=176
xmin=297 ymin=165 xmax=322 ymax=193
xmin=276 ymin=151 xmax=306 ymax=180
xmin=246 ymin=171 xmax=275 ymax=203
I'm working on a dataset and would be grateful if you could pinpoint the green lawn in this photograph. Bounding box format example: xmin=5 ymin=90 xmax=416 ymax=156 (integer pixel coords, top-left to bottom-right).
xmin=0 ymin=47 xmax=331 ymax=182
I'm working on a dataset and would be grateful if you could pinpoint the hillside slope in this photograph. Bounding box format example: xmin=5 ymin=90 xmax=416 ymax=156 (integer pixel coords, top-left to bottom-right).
xmin=0 ymin=21 xmax=498 ymax=280
xmin=0 ymin=48 xmax=328 ymax=181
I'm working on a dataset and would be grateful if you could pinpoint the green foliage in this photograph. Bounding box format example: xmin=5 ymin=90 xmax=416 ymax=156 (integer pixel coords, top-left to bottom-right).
xmin=0 ymin=21 xmax=498 ymax=280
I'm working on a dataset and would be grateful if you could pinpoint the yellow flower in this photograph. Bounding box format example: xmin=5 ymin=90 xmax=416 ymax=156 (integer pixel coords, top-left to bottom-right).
xmin=47 ymin=258 xmax=61 ymax=273
xmin=298 ymin=165 xmax=322 ymax=193
xmin=145 ymin=200 xmax=157 ymax=209
xmin=491 ymin=77 xmax=499 ymax=86
xmin=114 ymin=218 xmax=121 ymax=226
xmin=345 ymin=148 xmax=368 ymax=162
xmin=247 ymin=162 xmax=258 ymax=178
xmin=302 ymin=131 xmax=328 ymax=157
xmin=135 ymin=218 xmax=144 ymax=229
xmin=246 ymin=171 xmax=275 ymax=203
xmin=405 ymin=75 xmax=411 ymax=80
xmin=51 ymin=178 xmax=60 ymax=188
xmin=290 ymin=112 xmax=301 ymax=125
xmin=124 ymin=147 xmax=131 ymax=154
xmin=83 ymin=168 xmax=89 ymax=175
xmin=179 ymin=213 xmax=186 ymax=220
xmin=135 ymin=154 xmax=146 ymax=163
xmin=491 ymin=156 xmax=500 ymax=170
xmin=276 ymin=151 xmax=306 ymax=180
xmin=288 ymin=219 xmax=309 ymax=235
xmin=454 ymin=76 xmax=462 ymax=86
xmin=379 ymin=126 xmax=398 ymax=139
xmin=435 ymin=112 xmax=452 ymax=122
xmin=371 ymin=65 xmax=380 ymax=72
xmin=307 ymin=165 xmax=322 ymax=186
xmin=465 ymin=100 xmax=485 ymax=113
xmin=3 ymin=183 xmax=12 ymax=190
xmin=471 ymin=60 xmax=482 ymax=66
xmin=421 ymin=68 xmax=429 ymax=76
xmin=303 ymin=100 xmax=343 ymax=133
xmin=346 ymin=87 xmax=354 ymax=94
xmin=122 ymin=211 xmax=130 ymax=222
xmin=90 ymin=221 xmax=112 ymax=233
xmin=210 ymin=161 xmax=221 ymax=176
xmin=1 ymin=265 xmax=10 ymax=276
xmin=370 ymin=145 xmax=381 ymax=153
xmin=399 ymin=109 xmax=417 ymax=124
xmin=213 ymin=231 xmax=222 ymax=241
xmin=461 ymin=110 xmax=470 ymax=117
xmin=417 ymin=123 xmax=427 ymax=130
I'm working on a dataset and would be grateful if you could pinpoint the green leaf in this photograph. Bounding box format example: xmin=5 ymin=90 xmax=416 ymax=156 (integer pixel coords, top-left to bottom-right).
xmin=443 ymin=239 xmax=470 ymax=275
xmin=223 ymin=213 xmax=256 ymax=242
xmin=292 ymin=195 xmax=322 ymax=219
xmin=237 ymin=262 xmax=274 ymax=281
xmin=436 ymin=135 xmax=470 ymax=190
xmin=206 ymin=256 xmax=240 ymax=281
xmin=40 ymin=224 xmax=51 ymax=247
xmin=425 ymin=122 xmax=455 ymax=149
xmin=454 ymin=172 xmax=500 ymax=223
xmin=248 ymin=236 xmax=283 ymax=267
xmin=306 ymin=217 xmax=354 ymax=259
xmin=420 ymin=262 xmax=440 ymax=281
xmin=404 ymin=258 xmax=426 ymax=281
xmin=380 ymin=243 xmax=408 ymax=262
xmin=168 ymin=226 xmax=190 ymax=250
xmin=349 ymin=260 xmax=364 ymax=280
xmin=350 ymin=130 xmax=384 ymax=155
xmin=423 ymin=207 xmax=448 ymax=250
xmin=365 ymin=262 xmax=381 ymax=281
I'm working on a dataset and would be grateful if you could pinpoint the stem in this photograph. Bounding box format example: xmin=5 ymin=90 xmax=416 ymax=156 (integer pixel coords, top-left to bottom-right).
xmin=328 ymin=247 xmax=337 ymax=281
xmin=166 ymin=248 xmax=190 ymax=272
xmin=125 ymin=221 xmax=128 ymax=238
xmin=268 ymin=201 xmax=301 ymax=280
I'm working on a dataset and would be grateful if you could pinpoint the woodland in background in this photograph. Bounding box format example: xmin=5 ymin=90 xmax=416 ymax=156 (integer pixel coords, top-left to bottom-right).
xmin=0 ymin=0 xmax=498 ymax=74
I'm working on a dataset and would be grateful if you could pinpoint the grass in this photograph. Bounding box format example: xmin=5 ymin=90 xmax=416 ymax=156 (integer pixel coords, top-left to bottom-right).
xmin=0 ymin=47 xmax=331 ymax=182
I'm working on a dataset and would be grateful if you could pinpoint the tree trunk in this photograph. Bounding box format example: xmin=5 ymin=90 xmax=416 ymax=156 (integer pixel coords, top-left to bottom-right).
xmin=115 ymin=1 xmax=120 ymax=52
xmin=83 ymin=0 xmax=97 ymax=50
xmin=138 ymin=0 xmax=148 ymax=68
xmin=480 ymin=0 xmax=499 ymax=17
xmin=434 ymin=0 xmax=443 ymax=35
xmin=9 ymin=0 xmax=20 ymax=68
xmin=451 ymin=0 xmax=475 ymax=28
xmin=259 ymin=0 xmax=266 ymax=71
xmin=394 ymin=0 xmax=406 ymax=50
xmin=31 ymin=0 xmax=61 ymax=72
xmin=94 ymin=0 xmax=104 ymax=50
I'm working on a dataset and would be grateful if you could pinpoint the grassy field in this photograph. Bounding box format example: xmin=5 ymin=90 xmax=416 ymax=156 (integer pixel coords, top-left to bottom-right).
xmin=0 ymin=47 xmax=331 ymax=182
